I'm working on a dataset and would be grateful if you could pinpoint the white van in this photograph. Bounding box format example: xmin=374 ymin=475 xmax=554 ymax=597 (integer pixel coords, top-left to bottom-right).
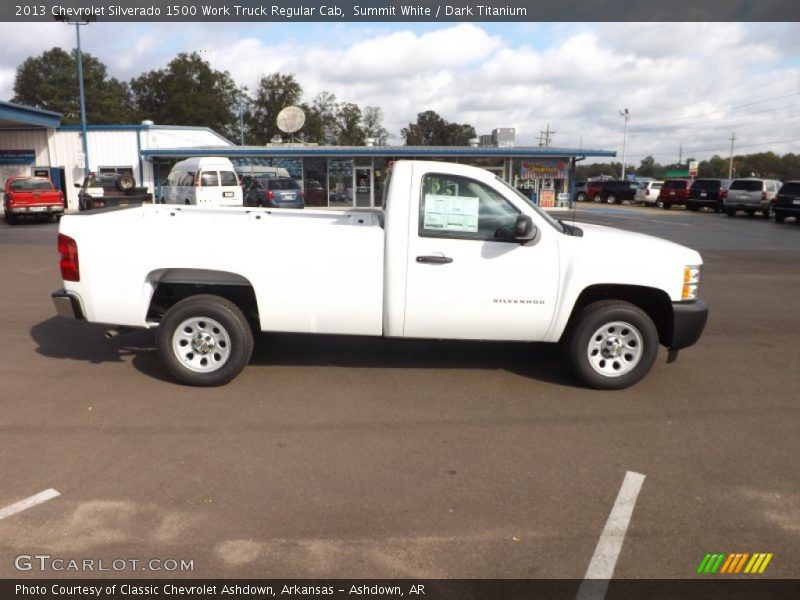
xmin=162 ymin=157 xmax=243 ymax=206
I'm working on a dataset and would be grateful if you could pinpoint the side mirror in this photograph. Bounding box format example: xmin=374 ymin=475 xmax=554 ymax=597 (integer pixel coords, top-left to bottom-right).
xmin=514 ymin=214 xmax=537 ymax=242
xmin=73 ymin=183 xmax=81 ymax=188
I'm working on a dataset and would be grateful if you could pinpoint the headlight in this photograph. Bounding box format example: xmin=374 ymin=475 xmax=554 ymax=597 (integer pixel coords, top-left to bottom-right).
xmin=682 ymin=265 xmax=701 ymax=300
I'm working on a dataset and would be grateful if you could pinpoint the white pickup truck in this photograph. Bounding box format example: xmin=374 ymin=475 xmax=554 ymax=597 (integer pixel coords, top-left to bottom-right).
xmin=52 ymin=160 xmax=708 ymax=389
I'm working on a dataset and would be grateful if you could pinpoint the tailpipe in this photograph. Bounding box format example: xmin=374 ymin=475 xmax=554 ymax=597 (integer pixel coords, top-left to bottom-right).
xmin=104 ymin=327 xmax=134 ymax=340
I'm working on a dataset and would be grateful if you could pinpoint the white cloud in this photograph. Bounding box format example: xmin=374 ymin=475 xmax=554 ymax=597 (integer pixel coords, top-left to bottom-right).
xmin=0 ymin=21 xmax=798 ymax=162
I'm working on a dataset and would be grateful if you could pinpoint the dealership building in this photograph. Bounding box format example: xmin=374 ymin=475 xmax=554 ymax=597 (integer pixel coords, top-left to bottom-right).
xmin=1 ymin=100 xmax=615 ymax=211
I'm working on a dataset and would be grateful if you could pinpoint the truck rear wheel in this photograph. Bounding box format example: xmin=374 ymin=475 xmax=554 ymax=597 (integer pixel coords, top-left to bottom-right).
xmin=566 ymin=300 xmax=658 ymax=390
xmin=157 ymin=295 xmax=254 ymax=386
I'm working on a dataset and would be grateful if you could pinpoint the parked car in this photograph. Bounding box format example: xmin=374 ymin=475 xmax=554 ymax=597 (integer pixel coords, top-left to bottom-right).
xmin=724 ymin=178 xmax=781 ymax=217
xmin=773 ymin=180 xmax=800 ymax=223
xmin=685 ymin=178 xmax=733 ymax=212
xmin=657 ymin=180 xmax=692 ymax=209
xmin=573 ymin=181 xmax=588 ymax=202
xmin=594 ymin=180 xmax=639 ymax=204
xmin=244 ymin=176 xmax=304 ymax=209
xmin=3 ymin=176 xmax=64 ymax=224
xmin=635 ymin=181 xmax=663 ymax=206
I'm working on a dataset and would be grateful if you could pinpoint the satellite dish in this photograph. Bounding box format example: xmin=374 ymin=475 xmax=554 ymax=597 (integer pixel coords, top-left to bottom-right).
xmin=277 ymin=106 xmax=306 ymax=134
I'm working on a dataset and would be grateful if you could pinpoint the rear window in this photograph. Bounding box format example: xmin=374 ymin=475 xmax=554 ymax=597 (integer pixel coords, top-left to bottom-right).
xmin=9 ymin=179 xmax=53 ymax=191
xmin=779 ymin=182 xmax=800 ymax=195
xmin=691 ymin=179 xmax=721 ymax=191
xmin=200 ymin=171 xmax=219 ymax=186
xmin=730 ymin=180 xmax=762 ymax=191
xmin=663 ymin=180 xmax=682 ymax=189
xmin=269 ymin=179 xmax=300 ymax=190
xmin=220 ymin=171 xmax=238 ymax=186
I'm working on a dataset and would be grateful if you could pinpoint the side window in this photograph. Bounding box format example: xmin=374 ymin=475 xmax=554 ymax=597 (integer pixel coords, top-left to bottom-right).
xmin=419 ymin=173 xmax=520 ymax=241
xmin=200 ymin=171 xmax=219 ymax=187
xmin=220 ymin=171 xmax=238 ymax=186
xmin=179 ymin=172 xmax=195 ymax=187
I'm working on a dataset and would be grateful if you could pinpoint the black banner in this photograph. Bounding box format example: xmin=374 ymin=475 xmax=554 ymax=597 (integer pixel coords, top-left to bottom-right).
xmin=4 ymin=0 xmax=800 ymax=22
xmin=4 ymin=579 xmax=800 ymax=600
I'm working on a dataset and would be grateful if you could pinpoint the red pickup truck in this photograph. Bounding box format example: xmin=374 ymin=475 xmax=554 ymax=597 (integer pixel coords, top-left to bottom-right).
xmin=3 ymin=176 xmax=65 ymax=224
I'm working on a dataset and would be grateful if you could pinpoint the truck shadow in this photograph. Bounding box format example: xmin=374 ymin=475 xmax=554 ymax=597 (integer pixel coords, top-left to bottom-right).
xmin=30 ymin=317 xmax=580 ymax=388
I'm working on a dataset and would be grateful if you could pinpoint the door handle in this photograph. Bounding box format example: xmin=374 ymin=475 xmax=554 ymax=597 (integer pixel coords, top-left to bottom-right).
xmin=416 ymin=255 xmax=453 ymax=264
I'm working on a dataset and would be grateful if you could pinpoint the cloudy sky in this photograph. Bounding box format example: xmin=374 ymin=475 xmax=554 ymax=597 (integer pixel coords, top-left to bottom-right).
xmin=1 ymin=21 xmax=799 ymax=165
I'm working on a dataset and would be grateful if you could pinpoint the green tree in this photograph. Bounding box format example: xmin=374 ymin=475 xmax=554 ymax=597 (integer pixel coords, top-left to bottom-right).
xmin=336 ymin=102 xmax=364 ymax=145
xmin=302 ymin=91 xmax=339 ymax=144
xmin=361 ymin=106 xmax=388 ymax=145
xmin=636 ymin=155 xmax=656 ymax=177
xmin=244 ymin=72 xmax=303 ymax=144
xmin=401 ymin=110 xmax=476 ymax=146
xmin=12 ymin=47 xmax=134 ymax=124
xmin=130 ymin=52 xmax=239 ymax=140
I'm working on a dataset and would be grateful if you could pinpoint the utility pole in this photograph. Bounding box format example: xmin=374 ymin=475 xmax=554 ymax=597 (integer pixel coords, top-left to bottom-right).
xmin=619 ymin=108 xmax=630 ymax=179
xmin=678 ymin=142 xmax=683 ymax=166
xmin=728 ymin=133 xmax=737 ymax=179
xmin=538 ymin=123 xmax=555 ymax=147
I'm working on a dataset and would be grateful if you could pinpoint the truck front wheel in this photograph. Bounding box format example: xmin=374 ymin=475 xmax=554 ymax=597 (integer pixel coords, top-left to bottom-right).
xmin=157 ymin=295 xmax=254 ymax=386
xmin=566 ymin=300 xmax=658 ymax=390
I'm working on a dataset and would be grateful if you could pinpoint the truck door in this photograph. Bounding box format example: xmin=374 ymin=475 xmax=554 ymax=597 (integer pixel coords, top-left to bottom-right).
xmin=403 ymin=170 xmax=560 ymax=341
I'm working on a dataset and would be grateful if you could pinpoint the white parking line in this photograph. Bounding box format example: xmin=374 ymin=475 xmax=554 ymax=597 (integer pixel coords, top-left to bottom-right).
xmin=576 ymin=471 xmax=646 ymax=600
xmin=0 ymin=488 xmax=60 ymax=521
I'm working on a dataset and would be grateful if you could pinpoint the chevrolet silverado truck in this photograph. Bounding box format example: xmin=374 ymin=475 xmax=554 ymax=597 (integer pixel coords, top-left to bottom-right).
xmin=3 ymin=176 xmax=65 ymax=224
xmin=76 ymin=171 xmax=152 ymax=211
xmin=52 ymin=160 xmax=708 ymax=389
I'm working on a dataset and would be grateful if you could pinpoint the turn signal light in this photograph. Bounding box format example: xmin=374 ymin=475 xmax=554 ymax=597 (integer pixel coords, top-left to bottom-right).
xmin=58 ymin=234 xmax=80 ymax=282
xmin=682 ymin=265 xmax=701 ymax=300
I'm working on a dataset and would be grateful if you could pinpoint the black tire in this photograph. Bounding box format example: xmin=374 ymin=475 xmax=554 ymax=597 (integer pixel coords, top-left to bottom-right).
xmin=774 ymin=213 xmax=785 ymax=223
xmin=566 ymin=300 xmax=659 ymax=390
xmin=606 ymin=194 xmax=618 ymax=205
xmin=687 ymin=204 xmax=699 ymax=212
xmin=576 ymin=193 xmax=587 ymax=203
xmin=157 ymin=295 xmax=254 ymax=386
xmin=115 ymin=174 xmax=136 ymax=192
xmin=593 ymin=194 xmax=602 ymax=203
xmin=726 ymin=208 xmax=736 ymax=217
xmin=762 ymin=207 xmax=773 ymax=218
xmin=5 ymin=212 xmax=17 ymax=225
xmin=661 ymin=202 xmax=672 ymax=210
xmin=746 ymin=210 xmax=755 ymax=217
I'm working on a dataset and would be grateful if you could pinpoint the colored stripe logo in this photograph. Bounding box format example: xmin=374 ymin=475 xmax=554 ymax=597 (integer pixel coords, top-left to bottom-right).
xmin=697 ymin=552 xmax=773 ymax=574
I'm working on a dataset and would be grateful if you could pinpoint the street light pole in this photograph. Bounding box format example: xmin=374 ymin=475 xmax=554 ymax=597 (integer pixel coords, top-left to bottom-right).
xmin=619 ymin=108 xmax=630 ymax=180
xmin=74 ymin=22 xmax=89 ymax=178
xmin=58 ymin=16 xmax=93 ymax=179
xmin=239 ymin=86 xmax=247 ymax=146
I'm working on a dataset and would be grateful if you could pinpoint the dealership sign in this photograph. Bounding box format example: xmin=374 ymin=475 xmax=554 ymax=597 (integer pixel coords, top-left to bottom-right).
xmin=519 ymin=159 xmax=570 ymax=180
xmin=0 ymin=150 xmax=36 ymax=165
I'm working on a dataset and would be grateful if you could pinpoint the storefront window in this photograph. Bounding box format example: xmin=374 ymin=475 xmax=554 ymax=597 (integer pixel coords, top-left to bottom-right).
xmin=302 ymin=157 xmax=328 ymax=207
xmin=328 ymin=158 xmax=353 ymax=207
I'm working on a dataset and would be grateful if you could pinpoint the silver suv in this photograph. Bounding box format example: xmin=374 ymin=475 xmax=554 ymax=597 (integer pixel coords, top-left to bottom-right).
xmin=724 ymin=178 xmax=781 ymax=217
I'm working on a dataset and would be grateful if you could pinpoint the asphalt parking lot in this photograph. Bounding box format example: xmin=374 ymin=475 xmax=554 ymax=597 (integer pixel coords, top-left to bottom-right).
xmin=0 ymin=205 xmax=798 ymax=581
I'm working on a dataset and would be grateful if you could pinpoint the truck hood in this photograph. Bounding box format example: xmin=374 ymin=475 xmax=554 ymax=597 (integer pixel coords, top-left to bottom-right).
xmin=573 ymin=222 xmax=702 ymax=266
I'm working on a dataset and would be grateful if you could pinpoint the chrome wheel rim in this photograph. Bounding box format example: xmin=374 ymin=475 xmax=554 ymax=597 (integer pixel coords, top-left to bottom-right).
xmin=587 ymin=321 xmax=643 ymax=378
xmin=172 ymin=317 xmax=231 ymax=373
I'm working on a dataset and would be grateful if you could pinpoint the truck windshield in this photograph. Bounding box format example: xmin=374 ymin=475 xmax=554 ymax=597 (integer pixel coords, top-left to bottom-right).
xmin=495 ymin=177 xmax=565 ymax=233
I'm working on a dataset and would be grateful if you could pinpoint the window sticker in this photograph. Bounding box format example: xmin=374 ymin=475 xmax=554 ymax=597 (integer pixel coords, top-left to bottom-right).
xmin=423 ymin=194 xmax=479 ymax=233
